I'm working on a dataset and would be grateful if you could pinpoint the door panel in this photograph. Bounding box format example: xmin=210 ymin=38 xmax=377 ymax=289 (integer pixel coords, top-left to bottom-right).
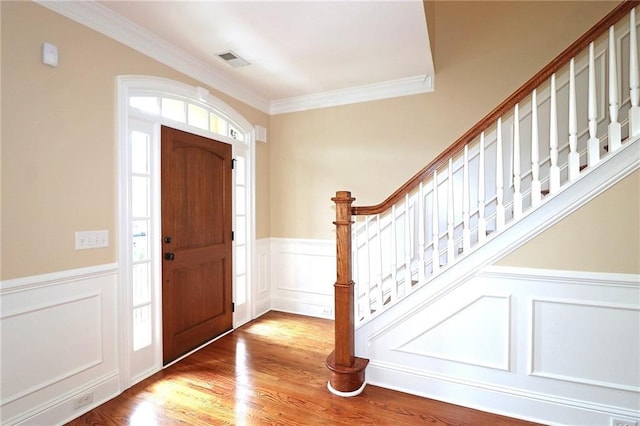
xmin=161 ymin=126 xmax=232 ymax=365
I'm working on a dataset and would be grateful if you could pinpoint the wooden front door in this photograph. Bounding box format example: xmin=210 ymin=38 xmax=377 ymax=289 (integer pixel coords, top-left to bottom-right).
xmin=161 ymin=125 xmax=233 ymax=365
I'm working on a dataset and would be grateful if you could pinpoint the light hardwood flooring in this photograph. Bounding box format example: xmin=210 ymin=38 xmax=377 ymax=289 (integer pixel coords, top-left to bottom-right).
xmin=67 ymin=311 xmax=542 ymax=425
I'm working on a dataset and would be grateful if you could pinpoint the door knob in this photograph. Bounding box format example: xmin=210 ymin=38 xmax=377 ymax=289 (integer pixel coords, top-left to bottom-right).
xmin=164 ymin=236 xmax=172 ymax=244
xmin=164 ymin=252 xmax=175 ymax=261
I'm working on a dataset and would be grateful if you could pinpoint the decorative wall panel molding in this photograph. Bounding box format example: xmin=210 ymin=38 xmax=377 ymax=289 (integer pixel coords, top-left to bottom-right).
xmin=397 ymin=295 xmax=511 ymax=371
xmin=269 ymin=238 xmax=335 ymax=319
xmin=0 ymin=265 xmax=119 ymax=426
xmin=358 ymin=265 xmax=640 ymax=425
xmin=530 ymin=298 xmax=640 ymax=392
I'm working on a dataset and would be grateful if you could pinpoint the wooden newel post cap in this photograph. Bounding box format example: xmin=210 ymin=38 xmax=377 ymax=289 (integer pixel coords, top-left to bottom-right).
xmin=332 ymin=191 xmax=355 ymax=203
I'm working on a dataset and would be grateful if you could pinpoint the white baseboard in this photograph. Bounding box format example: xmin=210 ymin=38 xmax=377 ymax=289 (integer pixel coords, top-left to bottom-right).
xmin=15 ymin=373 xmax=120 ymax=426
xmin=271 ymin=296 xmax=334 ymax=320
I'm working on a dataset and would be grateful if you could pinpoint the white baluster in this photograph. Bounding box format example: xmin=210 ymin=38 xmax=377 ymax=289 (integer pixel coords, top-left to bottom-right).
xmin=418 ymin=182 xmax=426 ymax=283
xmin=630 ymin=8 xmax=640 ymax=137
xmin=531 ymin=90 xmax=542 ymax=206
xmin=496 ymin=118 xmax=505 ymax=231
xmin=447 ymin=159 xmax=455 ymax=263
xmin=588 ymin=42 xmax=601 ymax=167
xmin=609 ymin=26 xmax=622 ymax=152
xmin=431 ymin=171 xmax=440 ymax=274
xmin=364 ymin=217 xmax=372 ymax=316
xmin=477 ymin=132 xmax=487 ymax=243
xmin=353 ymin=217 xmax=361 ymax=321
xmin=376 ymin=215 xmax=384 ymax=311
xmin=549 ymin=73 xmax=560 ymax=193
xmin=568 ymin=58 xmax=580 ymax=180
xmin=462 ymin=146 xmax=471 ymax=252
xmin=390 ymin=205 xmax=397 ymax=300
xmin=512 ymin=104 xmax=522 ymax=220
xmin=404 ymin=194 xmax=412 ymax=292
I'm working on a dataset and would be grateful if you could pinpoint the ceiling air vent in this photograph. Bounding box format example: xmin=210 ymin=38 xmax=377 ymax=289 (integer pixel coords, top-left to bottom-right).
xmin=217 ymin=50 xmax=250 ymax=68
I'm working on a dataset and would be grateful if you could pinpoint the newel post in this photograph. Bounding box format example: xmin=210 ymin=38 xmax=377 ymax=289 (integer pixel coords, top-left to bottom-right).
xmin=326 ymin=191 xmax=369 ymax=397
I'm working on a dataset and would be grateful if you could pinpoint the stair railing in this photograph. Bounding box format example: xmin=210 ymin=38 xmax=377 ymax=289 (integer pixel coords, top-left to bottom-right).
xmin=327 ymin=0 xmax=640 ymax=396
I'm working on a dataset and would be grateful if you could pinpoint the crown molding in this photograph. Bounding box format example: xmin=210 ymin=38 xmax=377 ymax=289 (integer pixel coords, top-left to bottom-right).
xmin=36 ymin=1 xmax=435 ymax=115
xmin=269 ymin=74 xmax=434 ymax=115
xmin=35 ymin=0 xmax=271 ymax=113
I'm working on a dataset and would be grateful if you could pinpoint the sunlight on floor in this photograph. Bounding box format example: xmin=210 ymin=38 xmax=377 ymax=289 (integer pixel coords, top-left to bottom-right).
xmin=243 ymin=320 xmax=283 ymax=337
xmin=129 ymin=401 xmax=158 ymax=426
xmin=234 ymin=337 xmax=252 ymax=425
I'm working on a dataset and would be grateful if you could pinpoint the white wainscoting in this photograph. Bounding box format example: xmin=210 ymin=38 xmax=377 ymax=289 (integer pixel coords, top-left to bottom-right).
xmin=268 ymin=238 xmax=335 ymax=319
xmin=254 ymin=238 xmax=272 ymax=319
xmin=357 ymin=265 xmax=640 ymax=426
xmin=0 ymin=264 xmax=120 ymax=426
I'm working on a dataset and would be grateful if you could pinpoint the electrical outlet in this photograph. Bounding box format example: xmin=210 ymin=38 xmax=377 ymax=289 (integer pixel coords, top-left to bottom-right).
xmin=72 ymin=392 xmax=94 ymax=409
xmin=611 ymin=417 xmax=638 ymax=426
xmin=322 ymin=307 xmax=333 ymax=317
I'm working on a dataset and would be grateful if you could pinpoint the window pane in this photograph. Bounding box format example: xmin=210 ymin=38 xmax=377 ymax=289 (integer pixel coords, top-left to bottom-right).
xmin=132 ymin=220 xmax=149 ymax=261
xmin=235 ymin=156 xmax=245 ymax=185
xmin=132 ymin=176 xmax=149 ymax=217
xmin=161 ymin=98 xmax=186 ymax=122
xmin=210 ymin=112 xmax=228 ymax=135
xmin=133 ymin=305 xmax=152 ymax=351
xmin=235 ymin=246 xmax=246 ymax=275
xmin=235 ymin=216 xmax=246 ymax=245
xmin=236 ymin=274 xmax=246 ymax=305
xmin=188 ymin=103 xmax=208 ymax=130
xmin=131 ymin=131 xmax=149 ymax=174
xmin=130 ymin=96 xmax=159 ymax=114
xmin=235 ymin=186 xmax=246 ymax=215
xmin=133 ymin=262 xmax=151 ymax=306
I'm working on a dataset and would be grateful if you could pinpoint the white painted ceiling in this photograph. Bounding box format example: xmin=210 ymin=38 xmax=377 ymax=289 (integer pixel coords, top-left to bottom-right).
xmin=95 ymin=0 xmax=434 ymax=112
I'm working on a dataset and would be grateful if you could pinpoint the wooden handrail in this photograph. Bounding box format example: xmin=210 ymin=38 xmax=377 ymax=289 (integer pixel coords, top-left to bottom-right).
xmin=352 ymin=0 xmax=639 ymax=216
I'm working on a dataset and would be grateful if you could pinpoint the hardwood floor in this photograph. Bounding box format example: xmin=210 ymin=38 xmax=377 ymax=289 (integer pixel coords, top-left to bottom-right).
xmin=67 ymin=311 xmax=541 ymax=425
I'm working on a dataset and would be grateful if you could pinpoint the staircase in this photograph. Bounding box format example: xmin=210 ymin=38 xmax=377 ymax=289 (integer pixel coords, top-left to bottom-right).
xmin=327 ymin=2 xmax=640 ymax=424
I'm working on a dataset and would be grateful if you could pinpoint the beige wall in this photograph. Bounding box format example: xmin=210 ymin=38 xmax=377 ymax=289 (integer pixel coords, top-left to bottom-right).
xmin=500 ymin=170 xmax=640 ymax=274
xmin=269 ymin=1 xmax=640 ymax=273
xmin=1 ymin=2 xmax=269 ymax=279
xmin=2 ymin=1 xmax=635 ymax=279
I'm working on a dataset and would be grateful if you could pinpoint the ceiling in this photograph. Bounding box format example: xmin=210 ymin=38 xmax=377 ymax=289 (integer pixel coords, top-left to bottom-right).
xmin=43 ymin=1 xmax=434 ymax=113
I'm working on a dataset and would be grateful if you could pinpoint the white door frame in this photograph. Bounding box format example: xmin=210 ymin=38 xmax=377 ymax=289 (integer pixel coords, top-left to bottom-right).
xmin=116 ymin=75 xmax=256 ymax=390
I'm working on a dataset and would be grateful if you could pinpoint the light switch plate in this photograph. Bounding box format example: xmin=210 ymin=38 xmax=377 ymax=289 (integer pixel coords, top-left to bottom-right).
xmin=75 ymin=230 xmax=109 ymax=250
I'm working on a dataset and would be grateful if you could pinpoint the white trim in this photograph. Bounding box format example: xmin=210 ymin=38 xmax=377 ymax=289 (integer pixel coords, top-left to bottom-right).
xmin=481 ymin=265 xmax=640 ymax=287
xmin=35 ymin=2 xmax=436 ymax=114
xmin=327 ymin=381 xmax=367 ymax=397
xmin=0 ymin=263 xmax=118 ymax=293
xmin=270 ymin=74 xmax=434 ymax=115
